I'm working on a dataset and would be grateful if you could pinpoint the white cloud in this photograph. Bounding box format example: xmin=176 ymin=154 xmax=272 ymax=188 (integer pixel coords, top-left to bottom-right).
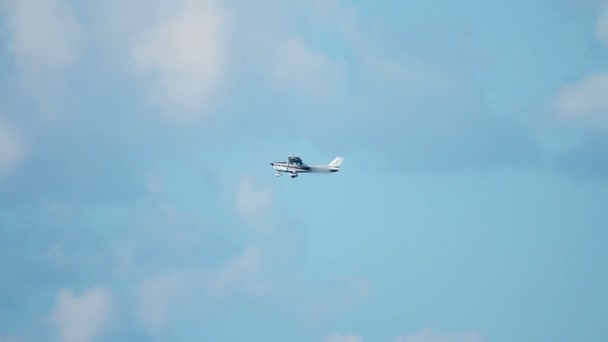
xmin=310 ymin=0 xmax=341 ymax=15
xmin=133 ymin=246 xmax=268 ymax=336
xmin=130 ymin=0 xmax=225 ymax=118
xmin=49 ymin=287 xmax=114 ymax=342
xmin=554 ymin=72 xmax=608 ymax=130
xmin=136 ymin=272 xmax=186 ymax=337
xmin=394 ymin=328 xmax=484 ymax=342
xmin=299 ymin=278 xmax=370 ymax=327
xmin=236 ymin=178 xmax=272 ymax=221
xmin=325 ymin=333 xmax=363 ymax=342
xmin=595 ymin=3 xmax=608 ymax=45
xmin=146 ymin=171 xmax=163 ymax=193
xmin=273 ymin=37 xmax=344 ymax=99
xmin=551 ymin=1 xmax=608 ymax=132
xmin=6 ymin=0 xmax=84 ymax=76
xmin=0 ymin=116 xmax=27 ymax=179
xmin=205 ymin=245 xmax=268 ymax=298
xmin=234 ymin=178 xmax=288 ymax=236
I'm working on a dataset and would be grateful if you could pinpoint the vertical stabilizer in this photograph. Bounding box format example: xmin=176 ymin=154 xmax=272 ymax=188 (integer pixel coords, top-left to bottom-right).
xmin=328 ymin=157 xmax=344 ymax=168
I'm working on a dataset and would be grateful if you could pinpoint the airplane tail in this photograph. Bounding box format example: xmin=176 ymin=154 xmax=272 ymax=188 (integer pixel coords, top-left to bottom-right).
xmin=328 ymin=156 xmax=344 ymax=168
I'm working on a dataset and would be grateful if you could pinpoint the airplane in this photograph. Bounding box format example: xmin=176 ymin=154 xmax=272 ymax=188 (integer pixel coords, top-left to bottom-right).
xmin=270 ymin=155 xmax=344 ymax=178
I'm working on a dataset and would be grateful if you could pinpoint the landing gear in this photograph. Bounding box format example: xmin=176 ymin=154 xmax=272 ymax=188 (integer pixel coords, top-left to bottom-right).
xmin=275 ymin=172 xmax=282 ymax=177
xmin=290 ymin=172 xmax=298 ymax=178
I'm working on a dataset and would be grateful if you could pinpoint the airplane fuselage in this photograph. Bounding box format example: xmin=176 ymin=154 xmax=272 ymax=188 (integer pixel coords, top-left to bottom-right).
xmin=270 ymin=162 xmax=339 ymax=178
xmin=270 ymin=162 xmax=339 ymax=173
xmin=270 ymin=156 xmax=343 ymax=178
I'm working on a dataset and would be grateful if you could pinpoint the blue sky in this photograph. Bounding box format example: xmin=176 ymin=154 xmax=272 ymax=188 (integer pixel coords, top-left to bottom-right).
xmin=1 ymin=0 xmax=608 ymax=341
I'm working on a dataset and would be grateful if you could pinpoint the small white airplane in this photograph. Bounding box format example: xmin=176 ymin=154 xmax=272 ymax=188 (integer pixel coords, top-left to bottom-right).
xmin=270 ymin=155 xmax=343 ymax=178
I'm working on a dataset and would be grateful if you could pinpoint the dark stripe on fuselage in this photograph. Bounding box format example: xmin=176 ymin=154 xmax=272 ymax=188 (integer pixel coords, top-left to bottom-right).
xmin=271 ymin=162 xmax=338 ymax=173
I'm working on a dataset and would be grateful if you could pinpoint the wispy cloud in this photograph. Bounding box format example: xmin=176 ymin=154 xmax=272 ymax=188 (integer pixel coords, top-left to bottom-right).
xmin=135 ymin=271 xmax=188 ymax=337
xmin=204 ymin=245 xmax=268 ymax=298
xmin=548 ymin=0 xmax=608 ymax=180
xmin=274 ymin=0 xmax=542 ymax=171
xmin=554 ymin=72 xmax=608 ymax=131
xmin=6 ymin=0 xmax=86 ymax=105
xmin=551 ymin=0 xmax=608 ymax=133
xmin=325 ymin=333 xmax=363 ymax=342
xmin=394 ymin=328 xmax=484 ymax=342
xmin=49 ymin=287 xmax=114 ymax=342
xmin=0 ymin=116 xmax=26 ymax=180
xmin=6 ymin=0 xmax=84 ymax=68
xmin=128 ymin=249 xmax=270 ymax=337
xmin=272 ymin=36 xmax=345 ymax=100
xmin=113 ymin=197 xmax=273 ymax=337
xmin=595 ymin=2 xmax=608 ymax=45
xmin=298 ymin=278 xmax=370 ymax=328
xmin=129 ymin=0 xmax=225 ymax=118
xmin=235 ymin=178 xmax=275 ymax=233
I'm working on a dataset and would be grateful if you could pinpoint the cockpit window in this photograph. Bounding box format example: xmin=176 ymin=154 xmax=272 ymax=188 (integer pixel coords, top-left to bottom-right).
xmin=288 ymin=156 xmax=303 ymax=165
